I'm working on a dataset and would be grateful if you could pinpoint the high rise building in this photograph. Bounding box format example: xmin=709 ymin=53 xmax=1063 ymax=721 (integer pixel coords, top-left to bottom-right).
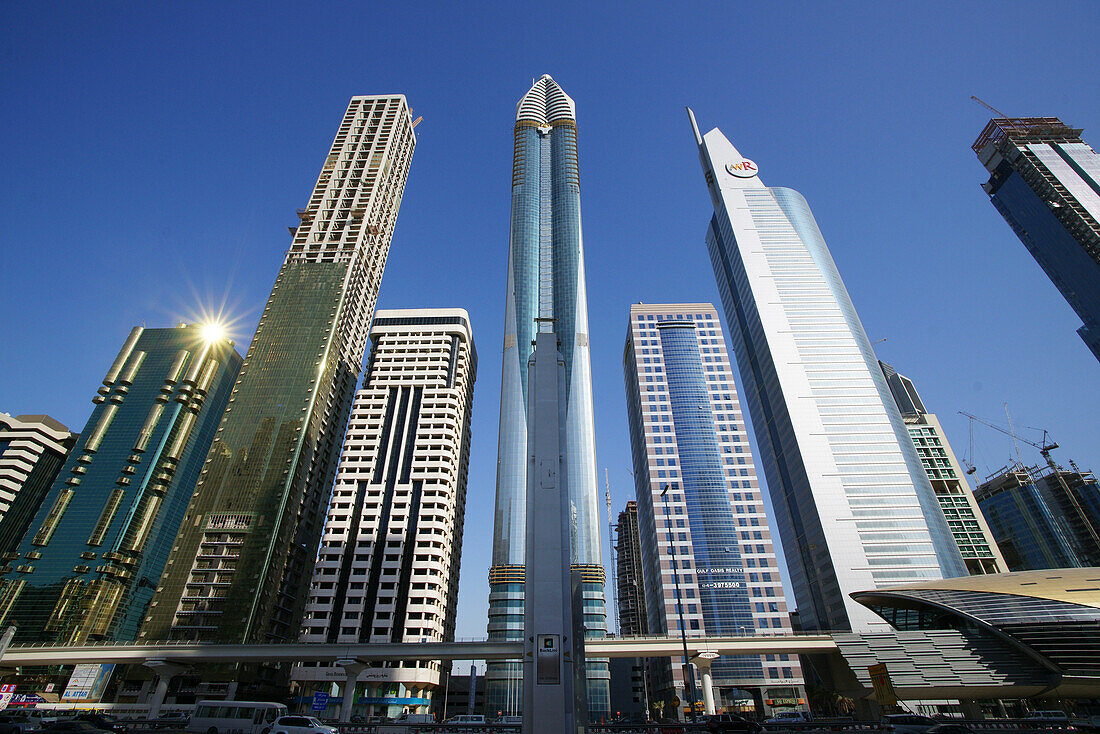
xmin=0 ymin=414 xmax=77 ymax=554
xmin=140 ymin=95 xmax=416 ymax=650
xmin=975 ymin=461 xmax=1100 ymax=570
xmin=973 ymin=117 xmax=1100 ymax=361
xmin=624 ymin=303 xmax=804 ymax=717
xmin=616 ymin=501 xmax=648 ymax=637
xmin=0 ymin=325 xmax=241 ymax=643
xmin=486 ymin=75 xmax=607 ymax=716
xmin=688 ymin=111 xmax=965 ymax=633
xmin=295 ymin=309 xmax=476 ymax=719
xmin=878 ymin=362 xmax=1007 ymax=575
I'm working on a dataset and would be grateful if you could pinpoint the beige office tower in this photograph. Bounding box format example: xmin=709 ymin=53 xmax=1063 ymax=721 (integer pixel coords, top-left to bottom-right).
xmin=140 ymin=96 xmax=417 ymax=662
xmin=295 ymin=310 xmax=476 ymax=721
xmin=879 ymin=363 xmax=1007 ymax=575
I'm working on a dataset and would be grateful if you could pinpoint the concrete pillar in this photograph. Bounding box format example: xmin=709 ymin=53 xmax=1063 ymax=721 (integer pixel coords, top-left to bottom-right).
xmin=335 ymin=659 xmax=366 ymax=723
xmin=693 ymin=653 xmax=719 ymax=716
xmin=143 ymin=660 xmax=189 ymax=718
xmin=225 ymin=682 xmax=238 ymax=702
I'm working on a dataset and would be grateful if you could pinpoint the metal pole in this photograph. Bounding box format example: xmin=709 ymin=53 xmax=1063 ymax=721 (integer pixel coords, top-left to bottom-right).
xmin=661 ymin=484 xmax=697 ymax=722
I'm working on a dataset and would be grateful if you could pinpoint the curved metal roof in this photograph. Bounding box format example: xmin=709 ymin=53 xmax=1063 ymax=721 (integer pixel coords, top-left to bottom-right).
xmin=863 ymin=568 xmax=1100 ymax=609
xmin=852 ymin=569 xmax=1100 ymax=678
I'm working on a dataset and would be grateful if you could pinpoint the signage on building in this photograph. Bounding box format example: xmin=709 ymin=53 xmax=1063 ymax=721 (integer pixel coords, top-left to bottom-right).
xmin=868 ymin=663 xmax=897 ymax=708
xmin=62 ymin=664 xmax=114 ymax=702
xmin=0 ymin=684 xmax=15 ymax=710
xmin=726 ymin=160 xmax=758 ymax=178
xmin=536 ymin=634 xmax=560 ymax=685
xmin=311 ymin=692 xmax=329 ymax=712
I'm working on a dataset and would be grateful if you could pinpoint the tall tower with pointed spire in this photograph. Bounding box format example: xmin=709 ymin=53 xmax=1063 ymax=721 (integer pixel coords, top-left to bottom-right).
xmin=486 ymin=75 xmax=608 ymax=717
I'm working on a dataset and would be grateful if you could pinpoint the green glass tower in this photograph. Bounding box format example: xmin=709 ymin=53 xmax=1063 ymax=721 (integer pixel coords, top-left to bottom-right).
xmin=139 ymin=95 xmax=416 ymax=647
xmin=0 ymin=325 xmax=241 ymax=644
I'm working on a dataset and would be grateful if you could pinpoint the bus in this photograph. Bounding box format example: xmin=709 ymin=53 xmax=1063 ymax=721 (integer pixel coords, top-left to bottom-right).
xmin=187 ymin=701 xmax=288 ymax=734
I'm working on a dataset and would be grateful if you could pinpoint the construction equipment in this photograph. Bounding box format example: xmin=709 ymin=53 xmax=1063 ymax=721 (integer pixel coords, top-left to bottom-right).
xmin=961 ymin=410 xmax=1100 ymax=550
xmin=971 ymin=96 xmax=1010 ymax=119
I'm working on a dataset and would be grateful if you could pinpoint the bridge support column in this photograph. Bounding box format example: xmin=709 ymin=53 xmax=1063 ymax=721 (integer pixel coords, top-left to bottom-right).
xmin=693 ymin=652 xmax=719 ymax=716
xmin=335 ymin=659 xmax=366 ymax=723
xmin=143 ymin=659 xmax=189 ymax=718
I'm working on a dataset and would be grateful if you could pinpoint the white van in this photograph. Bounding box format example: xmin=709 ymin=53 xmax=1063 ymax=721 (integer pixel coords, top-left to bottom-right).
xmin=187 ymin=701 xmax=288 ymax=734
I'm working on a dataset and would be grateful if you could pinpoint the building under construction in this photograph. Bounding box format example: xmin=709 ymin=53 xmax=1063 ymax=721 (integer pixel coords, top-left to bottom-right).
xmin=974 ymin=461 xmax=1100 ymax=571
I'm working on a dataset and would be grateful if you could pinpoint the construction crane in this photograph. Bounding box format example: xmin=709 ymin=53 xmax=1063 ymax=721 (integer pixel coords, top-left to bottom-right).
xmin=971 ymin=96 xmax=1010 ymax=119
xmin=960 ymin=410 xmax=1100 ymax=550
xmin=959 ymin=410 xmax=1058 ymax=463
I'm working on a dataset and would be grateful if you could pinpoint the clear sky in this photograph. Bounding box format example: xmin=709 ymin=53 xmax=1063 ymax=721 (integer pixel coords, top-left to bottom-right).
xmin=3 ymin=2 xmax=1099 ymax=647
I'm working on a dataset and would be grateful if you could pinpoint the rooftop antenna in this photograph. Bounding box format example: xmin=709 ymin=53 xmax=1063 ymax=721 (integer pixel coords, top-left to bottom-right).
xmin=971 ymin=96 xmax=1010 ymax=119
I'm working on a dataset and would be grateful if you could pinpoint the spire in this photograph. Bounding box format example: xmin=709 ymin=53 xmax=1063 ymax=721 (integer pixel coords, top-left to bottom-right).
xmin=516 ymin=74 xmax=576 ymax=124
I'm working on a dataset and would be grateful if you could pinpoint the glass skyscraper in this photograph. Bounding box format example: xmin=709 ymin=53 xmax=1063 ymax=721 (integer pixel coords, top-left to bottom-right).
xmin=0 ymin=325 xmax=241 ymax=644
xmin=140 ymin=96 xmax=416 ymax=662
xmin=688 ymin=111 xmax=965 ymax=633
xmin=974 ymin=117 xmax=1100 ymax=361
xmin=487 ymin=75 xmax=607 ymax=717
xmin=624 ymin=303 xmax=803 ymax=718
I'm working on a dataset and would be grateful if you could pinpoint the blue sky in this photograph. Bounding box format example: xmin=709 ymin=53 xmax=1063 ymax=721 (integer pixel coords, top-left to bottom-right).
xmin=3 ymin=2 xmax=1099 ymax=644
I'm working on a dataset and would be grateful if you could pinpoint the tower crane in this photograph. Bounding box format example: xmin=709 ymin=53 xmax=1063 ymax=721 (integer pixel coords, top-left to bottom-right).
xmin=960 ymin=411 xmax=1100 ymax=550
xmin=970 ymin=96 xmax=1010 ymax=119
xmin=605 ymin=468 xmax=620 ymax=634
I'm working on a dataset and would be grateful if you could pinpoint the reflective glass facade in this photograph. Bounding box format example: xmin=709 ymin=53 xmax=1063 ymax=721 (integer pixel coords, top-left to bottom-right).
xmin=140 ymin=96 xmax=416 ymax=652
xmin=690 ymin=115 xmax=964 ymax=632
xmin=487 ymin=76 xmax=607 ymax=717
xmin=974 ymin=465 xmax=1095 ymax=570
xmin=0 ymin=325 xmax=241 ymax=643
xmin=624 ymin=304 xmax=803 ymax=716
xmin=974 ymin=118 xmax=1100 ymax=362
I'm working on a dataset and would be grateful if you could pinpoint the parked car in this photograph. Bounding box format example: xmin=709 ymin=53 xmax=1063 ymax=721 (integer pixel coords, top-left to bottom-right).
xmin=270 ymin=717 xmax=336 ymax=734
xmin=156 ymin=712 xmax=190 ymax=725
xmin=881 ymin=714 xmax=939 ymax=734
xmin=766 ymin=711 xmax=812 ymax=725
xmin=442 ymin=715 xmax=487 ymax=731
xmin=0 ymin=714 xmax=31 ymax=734
xmin=74 ymin=714 xmax=127 ymax=733
xmin=926 ymin=725 xmax=975 ymax=734
xmin=706 ymin=713 xmax=764 ymax=733
xmin=34 ymin=722 xmax=114 ymax=734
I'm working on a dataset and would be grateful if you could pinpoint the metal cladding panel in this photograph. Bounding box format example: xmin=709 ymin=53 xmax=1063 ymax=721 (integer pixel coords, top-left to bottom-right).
xmin=694 ymin=121 xmax=964 ymax=633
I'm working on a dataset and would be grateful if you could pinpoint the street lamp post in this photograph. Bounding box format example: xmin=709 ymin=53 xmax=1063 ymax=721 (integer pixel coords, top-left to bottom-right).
xmin=661 ymin=483 xmax=698 ymax=722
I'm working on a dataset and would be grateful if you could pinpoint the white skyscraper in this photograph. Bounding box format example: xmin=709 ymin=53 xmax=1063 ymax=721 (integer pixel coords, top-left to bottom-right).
xmin=296 ymin=309 xmax=476 ymax=721
xmin=688 ymin=111 xmax=965 ymax=632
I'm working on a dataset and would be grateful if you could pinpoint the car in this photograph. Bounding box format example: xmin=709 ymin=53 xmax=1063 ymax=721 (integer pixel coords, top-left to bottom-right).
xmin=706 ymin=713 xmax=764 ymax=733
xmin=156 ymin=712 xmax=190 ymax=724
xmin=34 ymin=723 xmax=114 ymax=734
xmin=881 ymin=714 xmax=939 ymax=734
xmin=766 ymin=711 xmax=812 ymax=725
xmin=74 ymin=714 xmax=127 ymax=733
xmin=442 ymin=715 xmax=487 ymax=731
xmin=926 ymin=725 xmax=975 ymax=734
xmin=270 ymin=717 xmax=337 ymax=734
xmin=0 ymin=714 xmax=31 ymax=734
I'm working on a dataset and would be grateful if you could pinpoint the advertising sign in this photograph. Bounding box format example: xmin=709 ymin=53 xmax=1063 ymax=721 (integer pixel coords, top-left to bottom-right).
xmin=868 ymin=663 xmax=897 ymax=708
xmin=62 ymin=664 xmax=115 ymax=702
xmin=0 ymin=684 xmax=15 ymax=710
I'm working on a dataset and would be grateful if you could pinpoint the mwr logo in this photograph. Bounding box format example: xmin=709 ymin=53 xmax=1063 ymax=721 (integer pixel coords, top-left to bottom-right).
xmin=726 ymin=159 xmax=758 ymax=178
